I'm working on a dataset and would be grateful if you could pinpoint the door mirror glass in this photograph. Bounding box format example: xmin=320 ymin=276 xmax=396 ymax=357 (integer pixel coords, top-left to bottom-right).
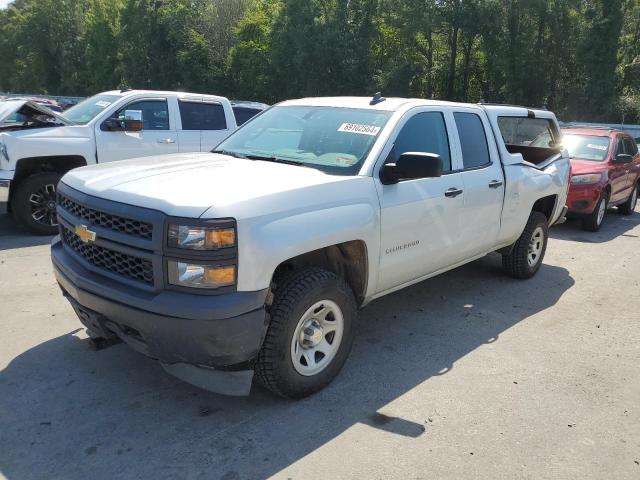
xmin=381 ymin=152 xmax=443 ymax=184
xmin=614 ymin=153 xmax=633 ymax=164
xmin=122 ymin=109 xmax=143 ymax=132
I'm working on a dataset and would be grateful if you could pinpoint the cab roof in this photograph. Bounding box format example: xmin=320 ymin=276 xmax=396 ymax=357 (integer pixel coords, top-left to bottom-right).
xmin=277 ymin=96 xmax=555 ymax=118
xmin=99 ymin=89 xmax=229 ymax=102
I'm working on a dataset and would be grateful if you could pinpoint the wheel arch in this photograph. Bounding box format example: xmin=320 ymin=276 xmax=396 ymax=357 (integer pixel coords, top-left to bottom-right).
xmin=270 ymin=240 xmax=369 ymax=307
xmin=531 ymin=194 xmax=558 ymax=223
xmin=11 ymin=156 xmax=87 ymax=204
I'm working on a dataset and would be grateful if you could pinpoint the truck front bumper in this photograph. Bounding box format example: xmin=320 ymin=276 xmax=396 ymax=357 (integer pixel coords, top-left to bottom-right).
xmin=52 ymin=238 xmax=269 ymax=396
xmin=0 ymin=170 xmax=13 ymax=215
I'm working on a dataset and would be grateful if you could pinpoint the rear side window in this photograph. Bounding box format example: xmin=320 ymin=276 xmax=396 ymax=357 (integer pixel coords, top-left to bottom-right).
xmin=498 ymin=117 xmax=559 ymax=147
xmin=393 ymin=112 xmax=451 ymax=171
xmin=454 ymin=112 xmax=491 ymax=169
xmin=233 ymin=107 xmax=262 ymax=126
xmin=623 ymin=136 xmax=638 ymax=155
xmin=179 ymin=102 xmax=227 ymax=130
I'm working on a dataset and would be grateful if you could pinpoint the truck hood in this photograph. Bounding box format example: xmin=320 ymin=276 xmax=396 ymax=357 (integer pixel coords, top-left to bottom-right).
xmin=0 ymin=100 xmax=72 ymax=129
xmin=61 ymin=152 xmax=362 ymax=218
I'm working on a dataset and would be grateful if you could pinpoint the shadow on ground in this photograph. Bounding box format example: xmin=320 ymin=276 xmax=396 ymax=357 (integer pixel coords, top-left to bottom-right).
xmin=0 ymin=254 xmax=574 ymax=480
xmin=551 ymin=207 xmax=640 ymax=244
xmin=0 ymin=214 xmax=53 ymax=250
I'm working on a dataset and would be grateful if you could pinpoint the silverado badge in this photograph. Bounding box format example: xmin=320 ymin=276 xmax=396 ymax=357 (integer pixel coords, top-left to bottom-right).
xmin=74 ymin=225 xmax=97 ymax=244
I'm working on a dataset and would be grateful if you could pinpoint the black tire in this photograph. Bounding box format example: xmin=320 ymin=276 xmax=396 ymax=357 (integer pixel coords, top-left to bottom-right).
xmin=255 ymin=268 xmax=357 ymax=399
xmin=618 ymin=184 xmax=638 ymax=216
xmin=12 ymin=172 xmax=62 ymax=235
xmin=581 ymin=195 xmax=607 ymax=232
xmin=502 ymin=211 xmax=548 ymax=279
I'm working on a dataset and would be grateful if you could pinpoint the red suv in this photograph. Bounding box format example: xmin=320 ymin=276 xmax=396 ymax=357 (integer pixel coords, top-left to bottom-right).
xmin=562 ymin=127 xmax=639 ymax=231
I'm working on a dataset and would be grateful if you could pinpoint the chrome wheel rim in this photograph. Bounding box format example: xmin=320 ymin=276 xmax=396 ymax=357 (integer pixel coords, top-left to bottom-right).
xmin=527 ymin=226 xmax=545 ymax=267
xmin=290 ymin=299 xmax=344 ymax=376
xmin=596 ymin=198 xmax=606 ymax=225
xmin=29 ymin=183 xmax=58 ymax=227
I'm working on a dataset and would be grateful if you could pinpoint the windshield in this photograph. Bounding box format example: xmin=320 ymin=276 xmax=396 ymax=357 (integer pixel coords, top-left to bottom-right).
xmin=562 ymin=134 xmax=610 ymax=161
xmin=61 ymin=94 xmax=120 ymax=125
xmin=214 ymin=105 xmax=392 ymax=175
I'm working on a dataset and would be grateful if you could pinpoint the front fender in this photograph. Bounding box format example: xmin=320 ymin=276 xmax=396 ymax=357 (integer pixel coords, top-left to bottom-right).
xmin=236 ymin=202 xmax=380 ymax=294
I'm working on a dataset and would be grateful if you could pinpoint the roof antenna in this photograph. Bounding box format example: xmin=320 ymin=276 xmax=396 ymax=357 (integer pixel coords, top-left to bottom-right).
xmin=370 ymin=92 xmax=386 ymax=105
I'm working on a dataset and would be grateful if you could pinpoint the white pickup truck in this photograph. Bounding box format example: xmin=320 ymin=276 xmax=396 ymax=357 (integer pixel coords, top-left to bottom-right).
xmin=0 ymin=90 xmax=267 ymax=234
xmin=51 ymin=95 xmax=570 ymax=398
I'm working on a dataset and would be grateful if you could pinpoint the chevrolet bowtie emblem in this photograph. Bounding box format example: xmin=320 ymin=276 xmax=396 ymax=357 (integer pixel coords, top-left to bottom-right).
xmin=74 ymin=224 xmax=97 ymax=243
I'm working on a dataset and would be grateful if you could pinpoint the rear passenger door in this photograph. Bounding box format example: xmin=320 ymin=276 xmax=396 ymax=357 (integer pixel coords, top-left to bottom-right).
xmin=451 ymin=109 xmax=505 ymax=257
xmin=177 ymin=100 xmax=233 ymax=152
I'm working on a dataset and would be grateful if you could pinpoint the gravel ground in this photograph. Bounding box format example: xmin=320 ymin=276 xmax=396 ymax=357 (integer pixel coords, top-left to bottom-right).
xmin=1 ymin=208 xmax=639 ymax=480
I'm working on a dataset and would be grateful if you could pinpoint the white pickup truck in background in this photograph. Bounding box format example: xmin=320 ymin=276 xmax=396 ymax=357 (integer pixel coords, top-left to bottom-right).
xmin=51 ymin=95 xmax=571 ymax=398
xmin=0 ymin=90 xmax=267 ymax=233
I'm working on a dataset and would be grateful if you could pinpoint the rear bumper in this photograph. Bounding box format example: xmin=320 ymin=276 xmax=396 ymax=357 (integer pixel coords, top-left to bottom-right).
xmin=0 ymin=170 xmax=12 ymax=214
xmin=52 ymin=237 xmax=269 ymax=395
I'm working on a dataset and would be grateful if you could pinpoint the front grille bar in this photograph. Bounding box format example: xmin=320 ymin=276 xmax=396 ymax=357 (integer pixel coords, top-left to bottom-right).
xmin=61 ymin=224 xmax=154 ymax=285
xmin=58 ymin=193 xmax=153 ymax=240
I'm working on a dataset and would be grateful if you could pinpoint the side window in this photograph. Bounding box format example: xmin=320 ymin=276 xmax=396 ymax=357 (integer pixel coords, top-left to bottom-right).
xmin=615 ymin=137 xmax=625 ymax=156
xmin=393 ymin=112 xmax=451 ymax=171
xmin=454 ymin=112 xmax=491 ymax=169
xmin=179 ymin=102 xmax=227 ymax=130
xmin=118 ymin=100 xmax=169 ymax=131
xmin=233 ymin=107 xmax=261 ymax=126
xmin=623 ymin=136 xmax=638 ymax=155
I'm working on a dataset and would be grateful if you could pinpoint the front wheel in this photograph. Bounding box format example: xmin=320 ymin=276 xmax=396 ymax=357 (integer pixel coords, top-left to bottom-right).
xmin=255 ymin=268 xmax=357 ymax=399
xmin=582 ymin=195 xmax=607 ymax=232
xmin=618 ymin=185 xmax=638 ymax=216
xmin=502 ymin=211 xmax=549 ymax=279
xmin=12 ymin=172 xmax=62 ymax=235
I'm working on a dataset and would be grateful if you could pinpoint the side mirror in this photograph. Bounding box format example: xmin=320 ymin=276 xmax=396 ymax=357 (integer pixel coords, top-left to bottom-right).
xmin=381 ymin=152 xmax=443 ymax=184
xmin=122 ymin=110 xmax=143 ymax=132
xmin=613 ymin=153 xmax=633 ymax=164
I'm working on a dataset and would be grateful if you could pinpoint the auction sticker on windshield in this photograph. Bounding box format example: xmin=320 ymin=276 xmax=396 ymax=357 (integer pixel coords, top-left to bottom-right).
xmin=338 ymin=123 xmax=381 ymax=136
xmin=587 ymin=144 xmax=607 ymax=151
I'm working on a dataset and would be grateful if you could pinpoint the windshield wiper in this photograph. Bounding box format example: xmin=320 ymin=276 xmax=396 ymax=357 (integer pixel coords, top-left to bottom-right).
xmin=244 ymin=154 xmax=306 ymax=167
xmin=212 ymin=150 xmax=307 ymax=167
xmin=211 ymin=149 xmax=247 ymax=159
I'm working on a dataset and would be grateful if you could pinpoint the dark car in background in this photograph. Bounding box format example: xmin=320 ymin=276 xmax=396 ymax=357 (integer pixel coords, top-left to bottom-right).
xmin=230 ymin=100 xmax=269 ymax=126
xmin=562 ymin=127 xmax=639 ymax=231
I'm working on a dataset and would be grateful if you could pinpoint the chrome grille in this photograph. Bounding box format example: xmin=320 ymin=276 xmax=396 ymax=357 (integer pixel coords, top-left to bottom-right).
xmin=58 ymin=194 xmax=153 ymax=240
xmin=61 ymin=225 xmax=154 ymax=285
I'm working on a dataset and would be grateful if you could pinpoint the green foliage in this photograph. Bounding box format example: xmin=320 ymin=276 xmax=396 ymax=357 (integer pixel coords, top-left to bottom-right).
xmin=0 ymin=0 xmax=638 ymax=122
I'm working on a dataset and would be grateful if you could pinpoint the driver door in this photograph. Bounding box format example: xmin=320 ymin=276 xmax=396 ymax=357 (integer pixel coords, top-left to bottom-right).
xmin=375 ymin=108 xmax=465 ymax=293
xmin=95 ymin=98 xmax=179 ymax=163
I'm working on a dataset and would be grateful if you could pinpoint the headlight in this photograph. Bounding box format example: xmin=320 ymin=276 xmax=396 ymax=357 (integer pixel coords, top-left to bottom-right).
xmin=168 ymin=224 xmax=235 ymax=250
xmin=571 ymin=173 xmax=602 ymax=185
xmin=168 ymin=261 xmax=236 ymax=289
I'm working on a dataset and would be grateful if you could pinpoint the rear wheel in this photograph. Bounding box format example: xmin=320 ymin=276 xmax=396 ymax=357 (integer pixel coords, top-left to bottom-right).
xmin=502 ymin=211 xmax=548 ymax=279
xmin=255 ymin=268 xmax=357 ymax=399
xmin=12 ymin=172 xmax=62 ymax=235
xmin=581 ymin=195 xmax=607 ymax=232
xmin=618 ymin=185 xmax=638 ymax=216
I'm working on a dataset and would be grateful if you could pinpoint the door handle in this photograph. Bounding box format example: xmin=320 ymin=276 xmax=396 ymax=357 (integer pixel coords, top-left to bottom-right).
xmin=445 ymin=187 xmax=463 ymax=198
xmin=488 ymin=180 xmax=503 ymax=189
xmin=157 ymin=138 xmax=176 ymax=144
